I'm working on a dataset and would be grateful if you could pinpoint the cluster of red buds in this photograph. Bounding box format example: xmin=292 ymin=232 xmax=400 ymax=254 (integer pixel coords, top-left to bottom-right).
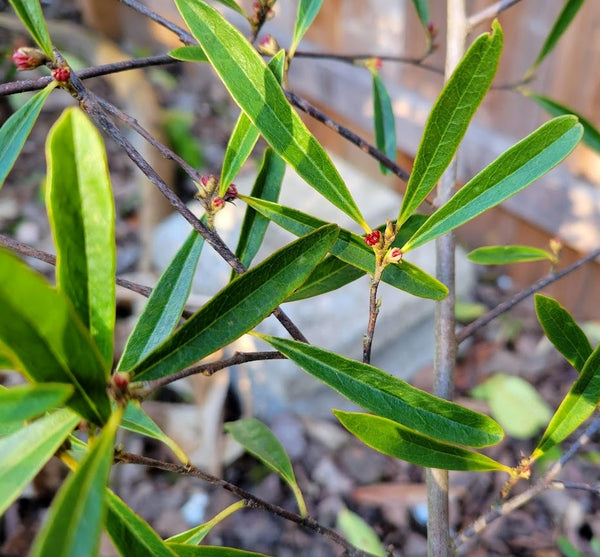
xmin=195 ymin=175 xmax=238 ymax=216
xmin=51 ymin=67 xmax=71 ymax=82
xmin=11 ymin=47 xmax=48 ymax=71
xmin=364 ymin=220 xmax=403 ymax=267
xmin=249 ymin=0 xmax=276 ymax=29
xmin=258 ymin=35 xmax=280 ymax=56
xmin=364 ymin=229 xmax=381 ymax=247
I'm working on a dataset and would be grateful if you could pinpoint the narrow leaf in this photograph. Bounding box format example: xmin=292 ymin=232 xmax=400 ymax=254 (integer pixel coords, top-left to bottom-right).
xmin=411 ymin=0 xmax=430 ymax=28
xmin=130 ymin=225 xmax=339 ymax=381
xmin=240 ymin=196 xmax=447 ymax=300
xmin=467 ymin=245 xmax=555 ymax=265
xmin=225 ymin=418 xmax=306 ymax=515
xmin=397 ymin=20 xmax=503 ymax=227
xmin=402 ymin=116 xmax=583 ymax=252
xmin=256 ymin=334 xmax=504 ymax=448
xmin=213 ymin=0 xmax=245 ymax=16
xmin=533 ymin=343 xmax=600 ymax=459
xmin=522 ymin=90 xmax=600 ymax=155
xmin=0 ymin=249 xmax=111 ymax=425
xmin=121 ymin=401 xmax=189 ymax=464
xmin=0 ymin=409 xmax=79 ymax=516
xmin=372 ymin=72 xmax=396 ymax=175
xmin=168 ymin=46 xmax=208 ymax=63
xmin=334 ymin=411 xmax=510 ymax=472
xmin=168 ymin=545 xmax=269 ymax=557
xmin=105 ymin=489 xmax=178 ymax=557
xmin=46 ymin=107 xmax=116 ymax=367
xmin=0 ymin=383 xmax=73 ymax=422
xmin=31 ymin=408 xmax=122 ymax=557
xmin=535 ymin=294 xmax=592 ymax=373
xmin=232 ymin=147 xmax=286 ymax=278
xmin=0 ymin=84 xmax=56 ymax=191
xmin=8 ymin=0 xmax=54 ymax=57
xmin=175 ymin=0 xmax=367 ymax=229
xmin=527 ymin=0 xmax=584 ymax=74
xmin=220 ymin=51 xmax=286 ymax=193
xmin=337 ymin=508 xmax=386 ymax=557
xmin=119 ymin=229 xmax=204 ymax=371
xmin=290 ymin=0 xmax=324 ymax=57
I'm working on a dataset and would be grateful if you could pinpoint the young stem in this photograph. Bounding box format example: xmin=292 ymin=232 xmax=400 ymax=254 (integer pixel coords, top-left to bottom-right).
xmin=363 ymin=267 xmax=383 ymax=364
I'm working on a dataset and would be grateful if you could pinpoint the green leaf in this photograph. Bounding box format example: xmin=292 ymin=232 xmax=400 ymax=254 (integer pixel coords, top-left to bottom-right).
xmin=402 ymin=116 xmax=583 ymax=252
xmin=0 ymin=383 xmax=73 ymax=422
xmin=336 ymin=508 xmax=386 ymax=557
xmin=411 ymin=0 xmax=430 ymax=28
xmin=220 ymin=51 xmax=286 ymax=193
xmin=167 ymin=501 xmax=245 ymax=545
xmin=232 ymin=147 xmax=286 ymax=280
xmin=121 ymin=401 xmax=189 ymax=464
xmin=535 ymin=294 xmax=592 ymax=373
xmin=225 ymin=418 xmax=306 ymax=516
xmin=289 ymin=0 xmax=324 ymax=58
xmin=0 ymin=409 xmax=79 ymax=516
xmin=175 ymin=0 xmax=367 ymax=230
xmin=213 ymin=0 xmax=245 ymax=16
xmin=46 ymin=107 xmax=116 ymax=367
xmin=372 ymin=72 xmax=396 ymax=175
xmin=168 ymin=46 xmax=208 ymax=63
xmin=467 ymin=245 xmax=555 ymax=265
xmin=522 ymin=90 xmax=600 ymax=155
xmin=285 ymin=256 xmax=365 ymax=302
xmin=397 ymin=20 xmax=503 ymax=227
xmin=533 ymin=343 xmax=600 ymax=459
xmin=119 ymin=229 xmax=204 ymax=371
xmin=0 ymin=84 xmax=56 ymax=191
xmin=8 ymin=0 xmax=54 ymax=57
xmin=0 ymin=249 xmax=111 ymax=425
xmin=105 ymin=489 xmax=178 ymax=557
xmin=31 ymin=408 xmax=122 ymax=557
xmin=130 ymin=225 xmax=339 ymax=381
xmin=256 ymin=334 xmax=504 ymax=448
xmin=334 ymin=410 xmax=510 ymax=472
xmin=526 ymin=0 xmax=584 ymax=75
xmin=240 ymin=196 xmax=448 ymax=300
xmin=168 ymin=545 xmax=269 ymax=557
xmin=471 ymin=374 xmax=552 ymax=440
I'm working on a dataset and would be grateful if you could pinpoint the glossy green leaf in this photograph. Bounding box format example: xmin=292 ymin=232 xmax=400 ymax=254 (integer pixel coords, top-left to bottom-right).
xmin=0 ymin=249 xmax=110 ymax=425
xmin=0 ymin=84 xmax=56 ymax=191
xmin=225 ymin=418 xmax=306 ymax=515
xmin=130 ymin=225 xmax=338 ymax=381
xmin=0 ymin=383 xmax=73 ymax=422
xmin=240 ymin=196 xmax=447 ymax=300
xmin=522 ymin=90 xmax=600 ymax=155
xmin=119 ymin=229 xmax=204 ymax=371
xmin=372 ymin=72 xmax=396 ymax=175
xmin=175 ymin=0 xmax=367 ymax=230
xmin=411 ymin=0 xmax=430 ymax=28
xmin=397 ymin=21 xmax=503 ymax=227
xmin=467 ymin=245 xmax=555 ymax=265
xmin=334 ymin=411 xmax=510 ymax=472
xmin=168 ymin=46 xmax=208 ymax=63
xmin=535 ymin=294 xmax=592 ymax=373
xmin=286 ymin=256 xmax=365 ymax=302
xmin=220 ymin=51 xmax=286 ymax=193
xmin=533 ymin=343 xmax=600 ymax=459
xmin=8 ymin=0 xmax=54 ymax=57
xmin=31 ymin=408 xmax=122 ymax=557
xmin=337 ymin=508 xmax=386 ymax=557
xmin=289 ymin=0 xmax=324 ymax=57
xmin=121 ymin=401 xmax=189 ymax=464
xmin=46 ymin=107 xmax=116 ymax=367
xmin=105 ymin=489 xmax=178 ymax=557
xmin=527 ymin=0 xmax=584 ymax=75
xmin=402 ymin=116 xmax=583 ymax=252
xmin=0 ymin=409 xmax=79 ymax=516
xmin=232 ymin=148 xmax=286 ymax=281
xmin=168 ymin=545 xmax=268 ymax=557
xmin=471 ymin=374 xmax=552 ymax=440
xmin=167 ymin=501 xmax=245 ymax=545
xmin=256 ymin=334 xmax=504 ymax=448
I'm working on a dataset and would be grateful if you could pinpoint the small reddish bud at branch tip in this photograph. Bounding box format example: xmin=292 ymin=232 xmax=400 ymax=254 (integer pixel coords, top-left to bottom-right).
xmin=52 ymin=67 xmax=71 ymax=82
xmin=364 ymin=230 xmax=381 ymax=247
xmin=213 ymin=197 xmax=224 ymax=209
xmin=258 ymin=35 xmax=280 ymax=56
xmin=112 ymin=372 xmax=130 ymax=391
xmin=427 ymin=22 xmax=438 ymax=38
xmin=12 ymin=47 xmax=48 ymax=71
xmin=224 ymin=184 xmax=238 ymax=202
xmin=373 ymin=57 xmax=383 ymax=70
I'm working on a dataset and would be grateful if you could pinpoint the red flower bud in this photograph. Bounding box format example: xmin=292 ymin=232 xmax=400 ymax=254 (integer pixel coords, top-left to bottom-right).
xmin=12 ymin=47 xmax=47 ymax=71
xmin=258 ymin=35 xmax=280 ymax=56
xmin=213 ymin=197 xmax=224 ymax=209
xmin=364 ymin=230 xmax=381 ymax=247
xmin=112 ymin=372 xmax=130 ymax=391
xmin=224 ymin=184 xmax=238 ymax=202
xmin=427 ymin=22 xmax=438 ymax=38
xmin=52 ymin=67 xmax=71 ymax=82
xmin=373 ymin=57 xmax=383 ymax=70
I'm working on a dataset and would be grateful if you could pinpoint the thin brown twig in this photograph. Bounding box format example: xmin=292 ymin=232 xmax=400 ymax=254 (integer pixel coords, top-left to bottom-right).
xmin=114 ymin=451 xmax=372 ymax=557
xmin=467 ymin=0 xmax=524 ymax=29
xmin=363 ymin=276 xmax=381 ymax=364
xmin=456 ymin=247 xmax=600 ymax=344
xmin=550 ymin=481 xmax=600 ymax=495
xmin=455 ymin=413 xmax=600 ymax=548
